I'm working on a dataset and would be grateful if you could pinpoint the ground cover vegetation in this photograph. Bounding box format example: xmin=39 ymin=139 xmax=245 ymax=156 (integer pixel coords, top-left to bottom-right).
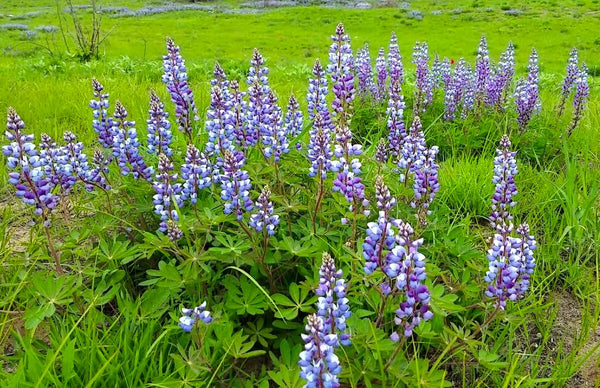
xmin=0 ymin=1 xmax=599 ymax=387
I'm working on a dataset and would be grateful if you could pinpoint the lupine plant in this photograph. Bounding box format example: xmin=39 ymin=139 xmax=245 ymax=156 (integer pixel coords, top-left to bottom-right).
xmin=485 ymin=135 xmax=536 ymax=310
xmin=5 ymin=23 xmax=596 ymax=388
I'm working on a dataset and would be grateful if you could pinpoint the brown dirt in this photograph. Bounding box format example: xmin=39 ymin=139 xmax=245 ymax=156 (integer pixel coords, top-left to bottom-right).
xmin=0 ymin=197 xmax=32 ymax=253
xmin=554 ymin=291 xmax=600 ymax=387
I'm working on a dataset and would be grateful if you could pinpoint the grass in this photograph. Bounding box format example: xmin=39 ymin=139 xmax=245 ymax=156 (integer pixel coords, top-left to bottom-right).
xmin=0 ymin=0 xmax=599 ymax=387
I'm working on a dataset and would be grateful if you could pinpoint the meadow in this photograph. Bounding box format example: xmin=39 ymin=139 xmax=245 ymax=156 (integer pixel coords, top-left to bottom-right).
xmin=0 ymin=0 xmax=599 ymax=387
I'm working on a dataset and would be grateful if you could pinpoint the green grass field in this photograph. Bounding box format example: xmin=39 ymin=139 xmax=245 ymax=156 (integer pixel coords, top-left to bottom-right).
xmin=1 ymin=1 xmax=599 ymax=387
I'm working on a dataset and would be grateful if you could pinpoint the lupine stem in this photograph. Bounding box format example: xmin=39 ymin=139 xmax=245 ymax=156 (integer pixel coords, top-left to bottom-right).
xmin=384 ymin=335 xmax=407 ymax=371
xmin=312 ymin=174 xmax=325 ymax=236
xmin=42 ymin=219 xmax=62 ymax=274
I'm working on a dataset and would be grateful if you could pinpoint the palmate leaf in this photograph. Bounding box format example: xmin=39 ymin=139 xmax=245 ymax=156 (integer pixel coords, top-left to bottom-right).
xmin=225 ymin=276 xmax=268 ymax=315
xmin=140 ymin=260 xmax=184 ymax=290
xmin=271 ymin=236 xmax=321 ymax=258
xmin=271 ymin=282 xmax=316 ymax=320
xmin=224 ymin=331 xmax=266 ymax=359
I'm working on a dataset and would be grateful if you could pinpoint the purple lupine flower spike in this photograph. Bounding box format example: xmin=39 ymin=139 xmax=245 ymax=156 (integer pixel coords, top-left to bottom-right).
xmin=397 ymin=116 xmax=426 ymax=183
xmin=298 ymin=314 xmax=342 ymax=387
xmin=181 ymin=144 xmax=212 ymax=204
xmin=316 ymin=252 xmax=351 ymax=346
xmin=249 ymin=186 xmax=279 ymax=235
xmin=111 ymin=101 xmax=153 ymax=180
xmin=244 ymin=50 xmax=271 ymax=150
xmin=230 ymin=80 xmax=248 ymax=148
xmin=261 ymin=91 xmax=286 ymax=161
xmin=205 ymin=85 xmax=236 ymax=161
xmin=569 ymin=63 xmax=589 ymax=136
xmin=362 ymin=176 xmax=398 ymax=275
xmin=375 ymin=138 xmax=389 ymax=164
xmin=475 ymin=34 xmax=491 ymax=109
xmin=485 ymin=136 xmax=537 ymax=310
xmin=444 ymin=59 xmax=466 ymax=121
xmin=441 ymin=57 xmax=452 ymax=90
xmin=330 ymin=123 xmax=369 ymax=221
xmin=211 ymin=61 xmax=230 ymax=91
xmin=3 ymin=108 xmax=59 ymax=220
xmin=307 ymin=59 xmax=334 ymax=130
xmin=490 ymin=135 xmax=517 ymax=230
xmin=514 ymin=48 xmax=540 ymax=131
xmin=328 ymin=23 xmax=355 ymax=126
xmin=90 ymin=78 xmax=114 ymax=149
xmin=461 ymin=64 xmax=476 ymax=119
xmin=146 ymin=90 xmax=173 ymax=157
xmin=162 ymin=37 xmax=198 ymax=140
xmin=487 ymin=42 xmax=515 ymax=110
xmin=62 ymin=131 xmax=92 ymax=192
xmin=284 ymin=94 xmax=303 ymax=150
xmin=152 ymin=154 xmax=183 ymax=238
xmin=375 ymin=47 xmax=388 ymax=103
xmin=411 ymin=145 xmax=440 ymax=220
xmin=356 ymin=43 xmax=375 ymax=100
xmin=38 ymin=133 xmax=70 ymax=195
xmin=412 ymin=42 xmax=431 ymax=114
xmin=307 ymin=114 xmax=333 ymax=180
xmin=220 ymin=150 xmax=253 ymax=220
xmin=179 ymin=301 xmax=212 ymax=332
xmin=558 ymin=47 xmax=579 ymax=117
xmin=388 ymin=32 xmax=404 ymax=87
xmin=390 ymin=220 xmax=433 ymax=338
xmin=85 ymin=149 xmax=111 ymax=191
xmin=431 ymin=54 xmax=443 ymax=90
xmin=387 ymin=80 xmax=406 ymax=158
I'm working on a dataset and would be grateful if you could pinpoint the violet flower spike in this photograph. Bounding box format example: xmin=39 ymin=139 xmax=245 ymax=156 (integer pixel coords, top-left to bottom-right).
xmin=475 ymin=34 xmax=491 ymax=109
xmin=152 ymin=154 xmax=183 ymax=238
xmin=3 ymin=108 xmax=59 ymax=220
xmin=162 ymin=37 xmax=198 ymax=140
xmin=220 ymin=150 xmax=253 ymax=221
xmin=362 ymin=176 xmax=398 ymax=274
xmin=514 ymin=48 xmax=540 ymax=131
xmin=298 ymin=314 xmax=341 ymax=388
xmin=387 ymin=80 xmax=407 ymax=157
xmin=487 ymin=41 xmax=515 ymax=109
xmin=230 ymin=80 xmax=248 ymax=148
xmin=38 ymin=133 xmax=72 ymax=195
xmin=388 ymin=32 xmax=404 ymax=87
xmin=181 ymin=144 xmax=212 ymax=204
xmin=90 ymin=78 xmax=114 ymax=149
xmin=558 ymin=47 xmax=579 ymax=117
xmin=355 ymin=43 xmax=375 ymax=100
xmin=412 ymin=42 xmax=431 ymax=114
xmin=375 ymin=138 xmax=389 ymax=165
xmin=397 ymin=116 xmax=426 ymax=183
xmin=249 ymin=186 xmax=279 ymax=235
xmin=307 ymin=114 xmax=333 ymax=180
xmin=316 ymin=253 xmax=351 ymax=346
xmin=211 ymin=61 xmax=230 ymax=92
xmin=85 ymin=149 xmax=111 ymax=191
xmin=390 ymin=220 xmax=433 ymax=338
xmin=111 ymin=101 xmax=153 ymax=180
xmin=146 ymin=90 xmax=173 ymax=157
xmin=411 ymin=145 xmax=440 ymax=218
xmin=62 ymin=131 xmax=92 ymax=192
xmin=375 ymin=47 xmax=388 ymax=103
xmin=327 ymin=23 xmax=355 ymax=126
xmin=569 ymin=63 xmax=589 ymax=136
xmin=307 ymin=59 xmax=334 ymax=130
xmin=443 ymin=59 xmax=465 ymax=121
xmin=490 ymin=134 xmax=518 ymax=230
xmin=204 ymin=85 xmax=236 ymax=161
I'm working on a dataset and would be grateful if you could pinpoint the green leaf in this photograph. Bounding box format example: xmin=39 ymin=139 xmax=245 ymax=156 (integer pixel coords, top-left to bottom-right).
xmin=24 ymin=303 xmax=55 ymax=330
